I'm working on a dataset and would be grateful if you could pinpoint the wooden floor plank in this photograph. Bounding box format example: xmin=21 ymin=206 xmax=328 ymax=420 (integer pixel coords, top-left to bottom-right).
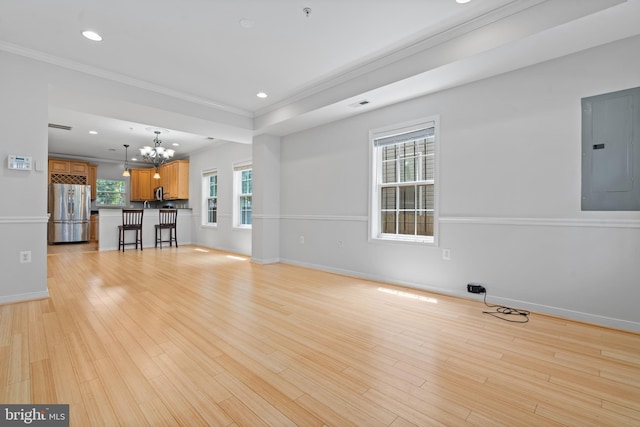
xmin=152 ymin=347 xmax=234 ymax=426
xmin=0 ymin=304 xmax=14 ymax=347
xmin=0 ymin=245 xmax=636 ymax=426
xmin=29 ymin=359 xmax=57 ymax=404
xmin=78 ymin=378 xmax=121 ymax=427
xmin=148 ymin=374 xmax=211 ymax=426
xmin=218 ymin=396 xmax=270 ymax=427
xmin=214 ymin=371 xmax=297 ymax=427
xmin=28 ymin=320 xmax=49 ymax=363
xmin=138 ymin=397 xmax=180 ymax=427
xmin=215 ymin=353 xmax=325 ymax=427
xmin=93 ymin=356 xmax=152 ymax=426
xmin=7 ymin=333 xmax=29 ymax=385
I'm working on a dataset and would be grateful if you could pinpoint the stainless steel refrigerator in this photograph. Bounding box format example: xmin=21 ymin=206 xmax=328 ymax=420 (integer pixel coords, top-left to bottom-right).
xmin=48 ymin=183 xmax=91 ymax=243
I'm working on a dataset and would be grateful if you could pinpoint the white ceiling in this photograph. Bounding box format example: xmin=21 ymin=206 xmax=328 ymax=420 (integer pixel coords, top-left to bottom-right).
xmin=1 ymin=0 xmax=639 ymax=163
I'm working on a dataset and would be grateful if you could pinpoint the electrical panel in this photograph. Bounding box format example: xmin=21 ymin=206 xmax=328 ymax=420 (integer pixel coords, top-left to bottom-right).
xmin=581 ymin=87 xmax=640 ymax=210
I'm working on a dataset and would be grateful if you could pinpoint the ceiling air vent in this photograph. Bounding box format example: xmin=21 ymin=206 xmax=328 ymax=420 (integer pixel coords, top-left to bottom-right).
xmin=348 ymin=100 xmax=370 ymax=108
xmin=48 ymin=123 xmax=72 ymax=131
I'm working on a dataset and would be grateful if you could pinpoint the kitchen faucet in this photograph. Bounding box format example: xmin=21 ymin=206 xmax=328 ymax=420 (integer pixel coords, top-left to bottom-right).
xmin=143 ymin=201 xmax=149 ymax=208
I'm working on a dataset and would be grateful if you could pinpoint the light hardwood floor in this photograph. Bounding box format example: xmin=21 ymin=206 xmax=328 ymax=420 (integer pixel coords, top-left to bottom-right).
xmin=1 ymin=246 xmax=639 ymax=425
xmin=47 ymin=242 xmax=98 ymax=255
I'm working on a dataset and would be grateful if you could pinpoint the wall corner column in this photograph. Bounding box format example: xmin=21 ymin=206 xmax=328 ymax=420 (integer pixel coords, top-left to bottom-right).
xmin=251 ymin=134 xmax=281 ymax=264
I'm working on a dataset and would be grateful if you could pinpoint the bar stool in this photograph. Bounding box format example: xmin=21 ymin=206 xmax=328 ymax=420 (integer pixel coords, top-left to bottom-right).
xmin=118 ymin=209 xmax=143 ymax=251
xmin=155 ymin=209 xmax=178 ymax=248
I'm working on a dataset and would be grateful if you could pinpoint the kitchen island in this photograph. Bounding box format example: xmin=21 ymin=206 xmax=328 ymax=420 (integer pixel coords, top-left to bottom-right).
xmin=98 ymin=208 xmax=192 ymax=251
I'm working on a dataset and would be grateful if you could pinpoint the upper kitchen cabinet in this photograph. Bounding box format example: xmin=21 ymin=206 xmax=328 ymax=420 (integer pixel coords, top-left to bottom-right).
xmin=49 ymin=158 xmax=88 ymax=176
xmin=130 ymin=168 xmax=154 ymax=201
xmin=160 ymin=160 xmax=189 ymax=200
xmin=48 ymin=159 xmax=97 ymax=200
xmin=49 ymin=158 xmax=70 ymax=174
xmin=88 ymin=164 xmax=97 ymax=200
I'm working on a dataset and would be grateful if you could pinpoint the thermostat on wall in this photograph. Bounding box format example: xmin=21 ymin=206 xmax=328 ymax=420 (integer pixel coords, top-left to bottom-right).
xmin=8 ymin=155 xmax=33 ymax=170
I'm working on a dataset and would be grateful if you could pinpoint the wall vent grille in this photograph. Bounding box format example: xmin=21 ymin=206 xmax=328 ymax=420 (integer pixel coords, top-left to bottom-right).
xmin=48 ymin=123 xmax=73 ymax=131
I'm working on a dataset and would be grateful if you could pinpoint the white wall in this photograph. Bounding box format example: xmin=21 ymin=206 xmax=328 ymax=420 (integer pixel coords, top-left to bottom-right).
xmin=0 ymin=52 xmax=49 ymax=303
xmin=278 ymin=35 xmax=640 ymax=331
xmin=188 ymin=142 xmax=253 ymax=256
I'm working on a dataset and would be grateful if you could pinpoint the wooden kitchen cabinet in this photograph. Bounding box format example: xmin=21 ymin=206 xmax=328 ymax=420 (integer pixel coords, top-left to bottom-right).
xmin=159 ymin=162 xmax=175 ymax=198
xmin=90 ymin=214 xmax=99 ymax=242
xmin=69 ymin=161 xmax=88 ymax=175
xmin=130 ymin=168 xmax=154 ymax=201
xmin=160 ymin=160 xmax=189 ymax=200
xmin=48 ymin=158 xmax=96 ymax=186
xmin=49 ymin=159 xmax=70 ymax=174
xmin=88 ymin=164 xmax=97 ymax=200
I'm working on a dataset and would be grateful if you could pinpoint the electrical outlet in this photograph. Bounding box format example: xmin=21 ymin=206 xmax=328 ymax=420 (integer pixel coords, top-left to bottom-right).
xmin=299 ymin=235 xmax=305 ymax=244
xmin=467 ymin=283 xmax=486 ymax=294
xmin=20 ymin=251 xmax=32 ymax=263
xmin=442 ymin=248 xmax=451 ymax=260
xmin=337 ymin=240 xmax=343 ymax=248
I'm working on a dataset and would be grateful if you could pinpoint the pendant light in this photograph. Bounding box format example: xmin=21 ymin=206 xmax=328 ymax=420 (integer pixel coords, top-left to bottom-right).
xmin=122 ymin=144 xmax=131 ymax=177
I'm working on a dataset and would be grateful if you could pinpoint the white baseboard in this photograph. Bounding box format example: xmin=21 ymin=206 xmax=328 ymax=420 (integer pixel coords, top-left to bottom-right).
xmin=251 ymin=257 xmax=281 ymax=265
xmin=0 ymin=290 xmax=50 ymax=305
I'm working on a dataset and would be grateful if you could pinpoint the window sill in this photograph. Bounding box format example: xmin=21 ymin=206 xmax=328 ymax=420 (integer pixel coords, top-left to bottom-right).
xmin=201 ymin=224 xmax=218 ymax=229
xmin=370 ymin=235 xmax=435 ymax=246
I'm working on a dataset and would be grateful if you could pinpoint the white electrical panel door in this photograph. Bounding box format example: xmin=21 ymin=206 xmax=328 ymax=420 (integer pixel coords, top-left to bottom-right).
xmin=582 ymin=87 xmax=640 ymax=211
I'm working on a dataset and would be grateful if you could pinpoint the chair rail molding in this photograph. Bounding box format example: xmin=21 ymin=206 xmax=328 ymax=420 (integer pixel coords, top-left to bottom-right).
xmin=438 ymin=216 xmax=640 ymax=229
xmin=0 ymin=216 xmax=49 ymax=224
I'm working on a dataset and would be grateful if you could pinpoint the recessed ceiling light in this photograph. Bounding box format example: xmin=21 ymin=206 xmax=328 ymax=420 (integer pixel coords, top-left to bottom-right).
xmin=172 ymin=143 xmax=179 ymax=147
xmin=145 ymin=126 xmax=169 ymax=134
xmin=239 ymin=18 xmax=254 ymax=29
xmin=456 ymin=0 xmax=471 ymax=3
xmin=89 ymin=130 xmax=98 ymax=135
xmin=256 ymin=92 xmax=268 ymax=98
xmin=82 ymin=30 xmax=102 ymax=41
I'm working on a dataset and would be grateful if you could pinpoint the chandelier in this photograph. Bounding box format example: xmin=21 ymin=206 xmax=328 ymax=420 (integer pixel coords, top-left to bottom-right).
xmin=139 ymin=130 xmax=175 ymax=172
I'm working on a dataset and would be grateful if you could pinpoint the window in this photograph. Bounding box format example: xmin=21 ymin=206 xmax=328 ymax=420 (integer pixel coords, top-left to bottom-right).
xmin=96 ymin=179 xmax=126 ymax=206
xmin=202 ymin=170 xmax=218 ymax=226
xmin=370 ymin=119 xmax=437 ymax=243
xmin=233 ymin=163 xmax=252 ymax=228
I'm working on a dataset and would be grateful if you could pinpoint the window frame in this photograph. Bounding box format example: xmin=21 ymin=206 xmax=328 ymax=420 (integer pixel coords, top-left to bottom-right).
xmin=201 ymin=169 xmax=218 ymax=228
xmin=95 ymin=178 xmax=126 ymax=207
xmin=369 ymin=117 xmax=439 ymax=245
xmin=233 ymin=161 xmax=252 ymax=229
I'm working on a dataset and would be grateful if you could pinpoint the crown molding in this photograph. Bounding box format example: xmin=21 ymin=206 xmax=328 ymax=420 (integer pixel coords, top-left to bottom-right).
xmin=254 ymin=0 xmax=547 ymax=117
xmin=0 ymin=41 xmax=253 ymax=118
